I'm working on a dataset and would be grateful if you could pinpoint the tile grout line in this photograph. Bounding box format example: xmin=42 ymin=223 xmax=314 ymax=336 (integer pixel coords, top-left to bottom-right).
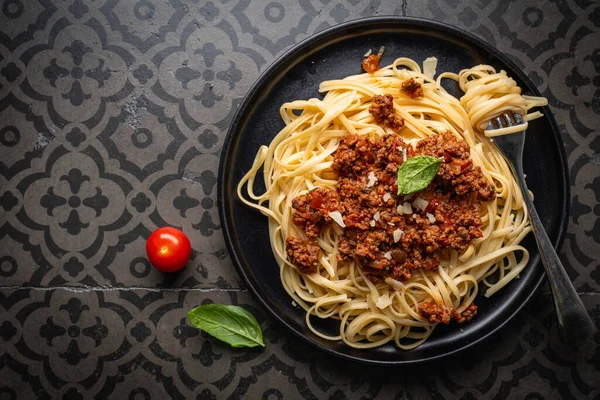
xmin=0 ymin=285 xmax=248 ymax=293
xmin=0 ymin=286 xmax=598 ymax=296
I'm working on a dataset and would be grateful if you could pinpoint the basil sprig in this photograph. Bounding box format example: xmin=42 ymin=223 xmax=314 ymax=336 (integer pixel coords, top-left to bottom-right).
xmin=396 ymin=155 xmax=441 ymax=195
xmin=188 ymin=304 xmax=265 ymax=348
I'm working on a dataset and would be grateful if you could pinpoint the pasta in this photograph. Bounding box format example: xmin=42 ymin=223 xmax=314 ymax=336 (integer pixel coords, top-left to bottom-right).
xmin=237 ymin=56 xmax=547 ymax=349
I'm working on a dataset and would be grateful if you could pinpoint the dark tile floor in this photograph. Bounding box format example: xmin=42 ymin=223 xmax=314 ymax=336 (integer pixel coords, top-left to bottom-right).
xmin=0 ymin=0 xmax=598 ymax=399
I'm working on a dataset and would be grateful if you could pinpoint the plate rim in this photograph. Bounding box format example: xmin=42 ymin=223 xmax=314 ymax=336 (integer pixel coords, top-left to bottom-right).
xmin=217 ymin=16 xmax=570 ymax=366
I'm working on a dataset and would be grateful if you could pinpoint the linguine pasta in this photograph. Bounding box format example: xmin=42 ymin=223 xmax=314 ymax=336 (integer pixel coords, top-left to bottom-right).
xmin=237 ymin=57 xmax=547 ymax=349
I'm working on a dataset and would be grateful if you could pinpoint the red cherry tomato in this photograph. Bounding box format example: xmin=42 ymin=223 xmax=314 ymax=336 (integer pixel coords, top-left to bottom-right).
xmin=146 ymin=227 xmax=191 ymax=272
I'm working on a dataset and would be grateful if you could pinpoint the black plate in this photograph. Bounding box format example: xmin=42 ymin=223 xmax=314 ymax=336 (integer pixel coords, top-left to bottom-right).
xmin=218 ymin=17 xmax=569 ymax=365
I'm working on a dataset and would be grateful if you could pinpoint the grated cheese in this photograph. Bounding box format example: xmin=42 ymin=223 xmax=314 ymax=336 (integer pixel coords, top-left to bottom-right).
xmin=328 ymin=211 xmax=346 ymax=228
xmin=403 ymin=202 xmax=413 ymax=214
xmin=376 ymin=294 xmax=392 ymax=309
xmin=370 ymin=220 xmax=376 ymax=227
xmin=426 ymin=213 xmax=436 ymax=223
xmin=393 ymin=229 xmax=405 ymax=243
xmin=413 ymin=197 xmax=429 ymax=211
xmin=364 ymin=49 xmax=372 ymax=57
xmin=423 ymin=57 xmax=438 ymax=79
xmin=383 ymin=192 xmax=391 ymax=202
xmin=384 ymin=251 xmax=392 ymax=260
xmin=367 ymin=171 xmax=377 ymax=187
xmin=373 ymin=211 xmax=381 ymax=221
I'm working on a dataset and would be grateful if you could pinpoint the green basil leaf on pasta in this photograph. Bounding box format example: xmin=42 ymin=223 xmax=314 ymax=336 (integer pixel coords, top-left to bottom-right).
xmin=396 ymin=156 xmax=441 ymax=195
xmin=187 ymin=304 xmax=265 ymax=348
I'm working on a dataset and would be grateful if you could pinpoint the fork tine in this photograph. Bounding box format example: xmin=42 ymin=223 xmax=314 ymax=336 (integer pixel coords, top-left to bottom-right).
xmin=514 ymin=113 xmax=524 ymax=125
xmin=503 ymin=112 xmax=515 ymax=127
xmin=495 ymin=116 xmax=504 ymax=128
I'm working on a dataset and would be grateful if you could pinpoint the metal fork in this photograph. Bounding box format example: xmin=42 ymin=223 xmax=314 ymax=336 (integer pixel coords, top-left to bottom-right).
xmin=489 ymin=112 xmax=595 ymax=348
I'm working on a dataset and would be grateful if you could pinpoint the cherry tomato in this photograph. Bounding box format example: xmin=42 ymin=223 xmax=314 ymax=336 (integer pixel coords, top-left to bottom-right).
xmin=146 ymin=227 xmax=191 ymax=272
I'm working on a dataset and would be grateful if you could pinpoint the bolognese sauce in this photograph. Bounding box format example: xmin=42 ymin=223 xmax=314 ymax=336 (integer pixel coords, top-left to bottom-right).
xmin=419 ymin=302 xmax=453 ymax=324
xmin=362 ymin=54 xmax=381 ymax=74
xmin=369 ymin=94 xmax=405 ymax=130
xmin=287 ymin=131 xmax=496 ymax=285
xmin=401 ymin=78 xmax=424 ymax=98
xmin=285 ymin=237 xmax=322 ymax=274
xmin=290 ymin=187 xmax=340 ymax=237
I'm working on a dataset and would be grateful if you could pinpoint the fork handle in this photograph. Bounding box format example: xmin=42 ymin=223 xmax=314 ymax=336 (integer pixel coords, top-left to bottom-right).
xmin=513 ymin=167 xmax=595 ymax=347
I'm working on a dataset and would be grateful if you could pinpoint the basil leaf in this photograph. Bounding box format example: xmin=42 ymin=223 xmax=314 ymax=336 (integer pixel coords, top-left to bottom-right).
xmin=187 ymin=304 xmax=265 ymax=348
xmin=397 ymin=155 xmax=441 ymax=195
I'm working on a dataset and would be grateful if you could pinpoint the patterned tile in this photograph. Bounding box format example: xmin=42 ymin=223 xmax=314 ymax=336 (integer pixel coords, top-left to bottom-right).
xmin=0 ymin=289 xmax=598 ymax=398
xmin=0 ymin=0 xmax=598 ymax=397
xmin=0 ymin=0 xmax=56 ymax=51
xmin=0 ymin=288 xmax=391 ymax=399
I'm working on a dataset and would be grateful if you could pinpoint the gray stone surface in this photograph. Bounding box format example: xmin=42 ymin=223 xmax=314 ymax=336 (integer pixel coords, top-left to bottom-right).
xmin=0 ymin=0 xmax=598 ymax=398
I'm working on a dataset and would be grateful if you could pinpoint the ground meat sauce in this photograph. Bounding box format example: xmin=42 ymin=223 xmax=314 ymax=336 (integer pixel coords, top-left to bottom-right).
xmin=401 ymin=78 xmax=424 ymax=98
xmin=418 ymin=302 xmax=478 ymax=325
xmin=415 ymin=133 xmax=496 ymax=201
xmin=419 ymin=302 xmax=453 ymax=324
xmin=287 ymin=131 xmax=495 ymax=293
xmin=291 ymin=187 xmax=340 ymax=237
xmin=369 ymin=94 xmax=405 ymax=130
xmin=362 ymin=54 xmax=381 ymax=73
xmin=285 ymin=237 xmax=321 ymax=274
xmin=454 ymin=304 xmax=478 ymax=323
xmin=331 ymin=132 xmax=495 ymax=281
